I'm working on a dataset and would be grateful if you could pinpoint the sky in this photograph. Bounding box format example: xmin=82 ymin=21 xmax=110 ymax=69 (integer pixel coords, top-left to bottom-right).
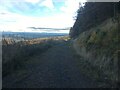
xmin=0 ymin=0 xmax=86 ymax=33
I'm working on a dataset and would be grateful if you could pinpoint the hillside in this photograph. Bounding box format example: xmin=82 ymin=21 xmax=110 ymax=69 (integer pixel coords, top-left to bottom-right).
xmin=3 ymin=36 xmax=100 ymax=88
xmin=70 ymin=2 xmax=120 ymax=87
xmin=2 ymin=2 xmax=120 ymax=88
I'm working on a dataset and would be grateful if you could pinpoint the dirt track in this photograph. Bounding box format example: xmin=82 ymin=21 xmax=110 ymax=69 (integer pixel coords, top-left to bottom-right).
xmin=3 ymin=41 xmax=98 ymax=88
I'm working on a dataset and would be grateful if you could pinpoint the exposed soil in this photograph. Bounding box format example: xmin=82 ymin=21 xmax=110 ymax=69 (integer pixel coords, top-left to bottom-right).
xmin=3 ymin=41 xmax=99 ymax=88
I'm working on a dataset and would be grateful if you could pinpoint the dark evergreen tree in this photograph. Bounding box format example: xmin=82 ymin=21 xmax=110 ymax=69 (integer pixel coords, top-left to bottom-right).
xmin=70 ymin=2 xmax=120 ymax=38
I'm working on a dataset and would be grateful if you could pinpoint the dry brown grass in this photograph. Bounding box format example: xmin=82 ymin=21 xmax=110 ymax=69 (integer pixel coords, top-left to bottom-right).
xmin=2 ymin=36 xmax=70 ymax=77
xmin=73 ymin=18 xmax=119 ymax=87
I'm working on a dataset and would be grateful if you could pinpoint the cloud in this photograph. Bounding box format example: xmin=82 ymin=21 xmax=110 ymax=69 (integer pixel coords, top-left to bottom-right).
xmin=28 ymin=27 xmax=70 ymax=30
xmin=0 ymin=0 xmax=85 ymax=33
xmin=0 ymin=11 xmax=72 ymax=33
xmin=0 ymin=0 xmax=56 ymax=17
xmin=60 ymin=0 xmax=86 ymax=16
xmin=39 ymin=0 xmax=54 ymax=9
xmin=25 ymin=0 xmax=40 ymax=4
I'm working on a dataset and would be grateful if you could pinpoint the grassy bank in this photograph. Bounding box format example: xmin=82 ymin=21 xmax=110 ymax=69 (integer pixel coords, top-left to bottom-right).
xmin=72 ymin=18 xmax=119 ymax=87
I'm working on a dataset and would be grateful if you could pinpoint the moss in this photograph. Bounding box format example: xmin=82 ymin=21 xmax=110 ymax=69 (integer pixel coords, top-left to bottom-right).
xmin=87 ymin=31 xmax=97 ymax=44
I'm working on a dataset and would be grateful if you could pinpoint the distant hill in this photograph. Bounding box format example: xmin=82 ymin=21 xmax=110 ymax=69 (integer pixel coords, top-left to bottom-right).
xmin=2 ymin=32 xmax=68 ymax=40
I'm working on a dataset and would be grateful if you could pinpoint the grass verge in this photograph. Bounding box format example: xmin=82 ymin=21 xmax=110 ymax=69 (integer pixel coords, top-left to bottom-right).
xmin=2 ymin=36 xmax=70 ymax=77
